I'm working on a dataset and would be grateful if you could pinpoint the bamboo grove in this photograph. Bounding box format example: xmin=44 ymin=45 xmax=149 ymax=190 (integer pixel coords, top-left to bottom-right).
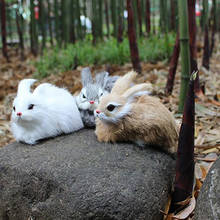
xmin=0 ymin=0 xmax=219 ymax=111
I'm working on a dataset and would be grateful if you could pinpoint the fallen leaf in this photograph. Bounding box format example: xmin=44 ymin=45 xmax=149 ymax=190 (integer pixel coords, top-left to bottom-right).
xmin=176 ymin=197 xmax=192 ymax=206
xmin=195 ymin=125 xmax=202 ymax=138
xmin=205 ymin=162 xmax=215 ymax=174
xmin=172 ymin=197 xmax=196 ymax=219
xmin=195 ymin=178 xmax=202 ymax=191
xmin=164 ymin=213 xmax=174 ymax=220
xmin=195 ymin=103 xmax=220 ymax=117
xmin=195 ymin=144 xmax=220 ymax=150
xmin=195 ymin=133 xmax=205 ymax=146
xmin=195 ymin=157 xmax=217 ymax=162
xmin=202 ymin=148 xmax=219 ymax=154
xmin=208 ymin=99 xmax=220 ymax=107
xmin=162 ymin=194 xmax=172 ymax=220
xmin=195 ymin=163 xmax=203 ymax=179
xmin=206 ymin=129 xmax=220 ymax=135
xmin=200 ymin=165 xmax=207 ymax=180
xmin=195 ymin=89 xmax=205 ymax=100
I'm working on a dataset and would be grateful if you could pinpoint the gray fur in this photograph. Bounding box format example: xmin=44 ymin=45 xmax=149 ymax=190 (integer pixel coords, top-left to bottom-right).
xmin=95 ymin=72 xmax=109 ymax=88
xmin=81 ymin=67 xmax=93 ymax=87
xmin=105 ymin=75 xmax=120 ymax=92
xmin=76 ymin=67 xmax=120 ymax=128
xmin=84 ymin=84 xmax=100 ymax=101
xmin=79 ymin=109 xmax=96 ymax=128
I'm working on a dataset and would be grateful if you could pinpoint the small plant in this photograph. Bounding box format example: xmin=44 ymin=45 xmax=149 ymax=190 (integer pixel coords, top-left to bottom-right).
xmin=34 ymin=33 xmax=175 ymax=79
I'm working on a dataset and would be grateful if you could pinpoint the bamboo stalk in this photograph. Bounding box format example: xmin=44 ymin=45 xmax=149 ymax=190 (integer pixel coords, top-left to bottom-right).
xmin=127 ymin=0 xmax=142 ymax=73
xmin=170 ymin=0 xmax=176 ymax=31
xmin=178 ymin=0 xmax=191 ymax=113
xmin=165 ymin=33 xmax=180 ymax=95
xmin=202 ymin=0 xmax=209 ymax=69
xmin=76 ymin=0 xmax=82 ymax=39
xmin=92 ymin=0 xmax=98 ymax=44
xmin=61 ymin=0 xmax=70 ymax=45
xmin=137 ymin=0 xmax=143 ymax=36
xmin=82 ymin=0 xmax=87 ymax=36
xmin=98 ymin=0 xmax=103 ymax=39
xmin=169 ymin=71 xmax=196 ymax=213
xmin=47 ymin=0 xmax=53 ymax=46
xmin=117 ymin=0 xmax=124 ymax=43
xmin=210 ymin=0 xmax=216 ymax=57
xmin=159 ymin=0 xmax=167 ymax=33
xmin=54 ymin=0 xmax=61 ymax=46
xmin=111 ymin=0 xmax=117 ymax=38
xmin=0 ymin=0 xmax=9 ymax=61
xmin=39 ymin=0 xmax=46 ymax=51
xmin=188 ymin=0 xmax=201 ymax=94
xmin=30 ymin=0 xmax=38 ymax=56
xmin=145 ymin=0 xmax=151 ymax=34
xmin=69 ymin=0 xmax=76 ymax=43
xmin=104 ymin=0 xmax=110 ymax=38
xmin=16 ymin=9 xmax=25 ymax=60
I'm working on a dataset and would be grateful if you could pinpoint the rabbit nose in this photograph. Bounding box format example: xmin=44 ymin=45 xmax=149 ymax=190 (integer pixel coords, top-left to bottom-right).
xmin=17 ymin=112 xmax=22 ymax=116
xmin=90 ymin=101 xmax=94 ymax=104
xmin=96 ymin=110 xmax=101 ymax=114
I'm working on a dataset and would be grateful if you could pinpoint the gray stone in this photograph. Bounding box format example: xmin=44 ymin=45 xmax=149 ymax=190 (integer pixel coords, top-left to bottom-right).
xmin=194 ymin=157 xmax=220 ymax=220
xmin=0 ymin=129 xmax=175 ymax=220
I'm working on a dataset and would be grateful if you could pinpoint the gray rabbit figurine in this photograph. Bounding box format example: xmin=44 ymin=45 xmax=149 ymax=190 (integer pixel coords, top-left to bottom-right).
xmin=75 ymin=67 xmax=119 ymax=127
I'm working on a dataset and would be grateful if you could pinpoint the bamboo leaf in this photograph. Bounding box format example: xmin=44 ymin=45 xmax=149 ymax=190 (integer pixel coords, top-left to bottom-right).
xmin=173 ymin=197 xmax=196 ymax=219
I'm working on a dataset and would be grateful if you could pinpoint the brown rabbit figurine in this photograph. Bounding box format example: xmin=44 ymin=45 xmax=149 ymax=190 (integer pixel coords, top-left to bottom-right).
xmin=95 ymin=71 xmax=178 ymax=153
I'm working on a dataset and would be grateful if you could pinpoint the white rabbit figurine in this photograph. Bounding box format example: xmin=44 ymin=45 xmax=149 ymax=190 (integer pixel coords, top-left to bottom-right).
xmin=95 ymin=71 xmax=178 ymax=153
xmin=75 ymin=67 xmax=119 ymax=127
xmin=11 ymin=79 xmax=84 ymax=145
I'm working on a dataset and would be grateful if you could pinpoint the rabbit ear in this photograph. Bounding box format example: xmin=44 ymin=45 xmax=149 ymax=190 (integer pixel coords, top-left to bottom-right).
xmin=111 ymin=71 xmax=137 ymax=95
xmin=95 ymin=71 xmax=109 ymax=88
xmin=104 ymin=75 xmax=120 ymax=92
xmin=17 ymin=79 xmax=37 ymax=96
xmin=81 ymin=67 xmax=93 ymax=87
xmin=122 ymin=83 xmax=151 ymax=100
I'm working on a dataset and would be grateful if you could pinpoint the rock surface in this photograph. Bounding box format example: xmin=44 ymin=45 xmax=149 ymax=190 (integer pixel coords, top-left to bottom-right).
xmin=194 ymin=157 xmax=220 ymax=220
xmin=0 ymin=129 xmax=175 ymax=220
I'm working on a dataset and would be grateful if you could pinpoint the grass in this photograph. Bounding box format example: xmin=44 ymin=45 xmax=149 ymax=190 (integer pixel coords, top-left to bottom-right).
xmin=34 ymin=33 xmax=175 ymax=79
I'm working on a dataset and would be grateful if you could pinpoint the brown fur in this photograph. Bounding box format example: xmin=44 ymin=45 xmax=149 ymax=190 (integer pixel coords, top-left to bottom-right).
xmin=111 ymin=70 xmax=137 ymax=94
xmin=95 ymin=72 xmax=178 ymax=153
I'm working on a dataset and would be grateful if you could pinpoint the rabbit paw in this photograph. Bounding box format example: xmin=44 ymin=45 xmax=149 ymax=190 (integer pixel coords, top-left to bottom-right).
xmin=97 ymin=134 xmax=110 ymax=143
xmin=95 ymin=127 xmax=112 ymax=143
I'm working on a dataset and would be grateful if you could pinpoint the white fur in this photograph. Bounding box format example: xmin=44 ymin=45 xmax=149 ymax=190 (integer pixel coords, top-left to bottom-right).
xmin=17 ymin=79 xmax=37 ymax=96
xmin=11 ymin=79 xmax=84 ymax=145
xmin=135 ymin=139 xmax=146 ymax=147
xmin=129 ymin=91 xmax=150 ymax=99
xmin=115 ymin=103 xmax=132 ymax=120
xmin=95 ymin=103 xmax=132 ymax=124
xmin=106 ymin=102 xmax=122 ymax=107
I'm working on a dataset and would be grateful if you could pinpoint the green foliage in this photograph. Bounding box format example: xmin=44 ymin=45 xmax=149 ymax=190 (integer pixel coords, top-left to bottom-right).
xmin=138 ymin=33 xmax=174 ymax=62
xmin=34 ymin=34 xmax=175 ymax=79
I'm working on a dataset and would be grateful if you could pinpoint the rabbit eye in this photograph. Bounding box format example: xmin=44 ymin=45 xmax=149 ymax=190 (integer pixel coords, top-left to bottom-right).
xmin=13 ymin=106 xmax=16 ymax=111
xmin=107 ymin=104 xmax=115 ymax=112
xmin=28 ymin=104 xmax=34 ymax=110
xmin=100 ymin=93 xmax=103 ymax=96
xmin=82 ymin=94 xmax=86 ymax=99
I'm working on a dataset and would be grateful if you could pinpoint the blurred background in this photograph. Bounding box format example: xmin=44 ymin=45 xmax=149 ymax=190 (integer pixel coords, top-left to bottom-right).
xmin=1 ymin=0 xmax=179 ymax=69
xmin=0 ymin=0 xmax=210 ymax=72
